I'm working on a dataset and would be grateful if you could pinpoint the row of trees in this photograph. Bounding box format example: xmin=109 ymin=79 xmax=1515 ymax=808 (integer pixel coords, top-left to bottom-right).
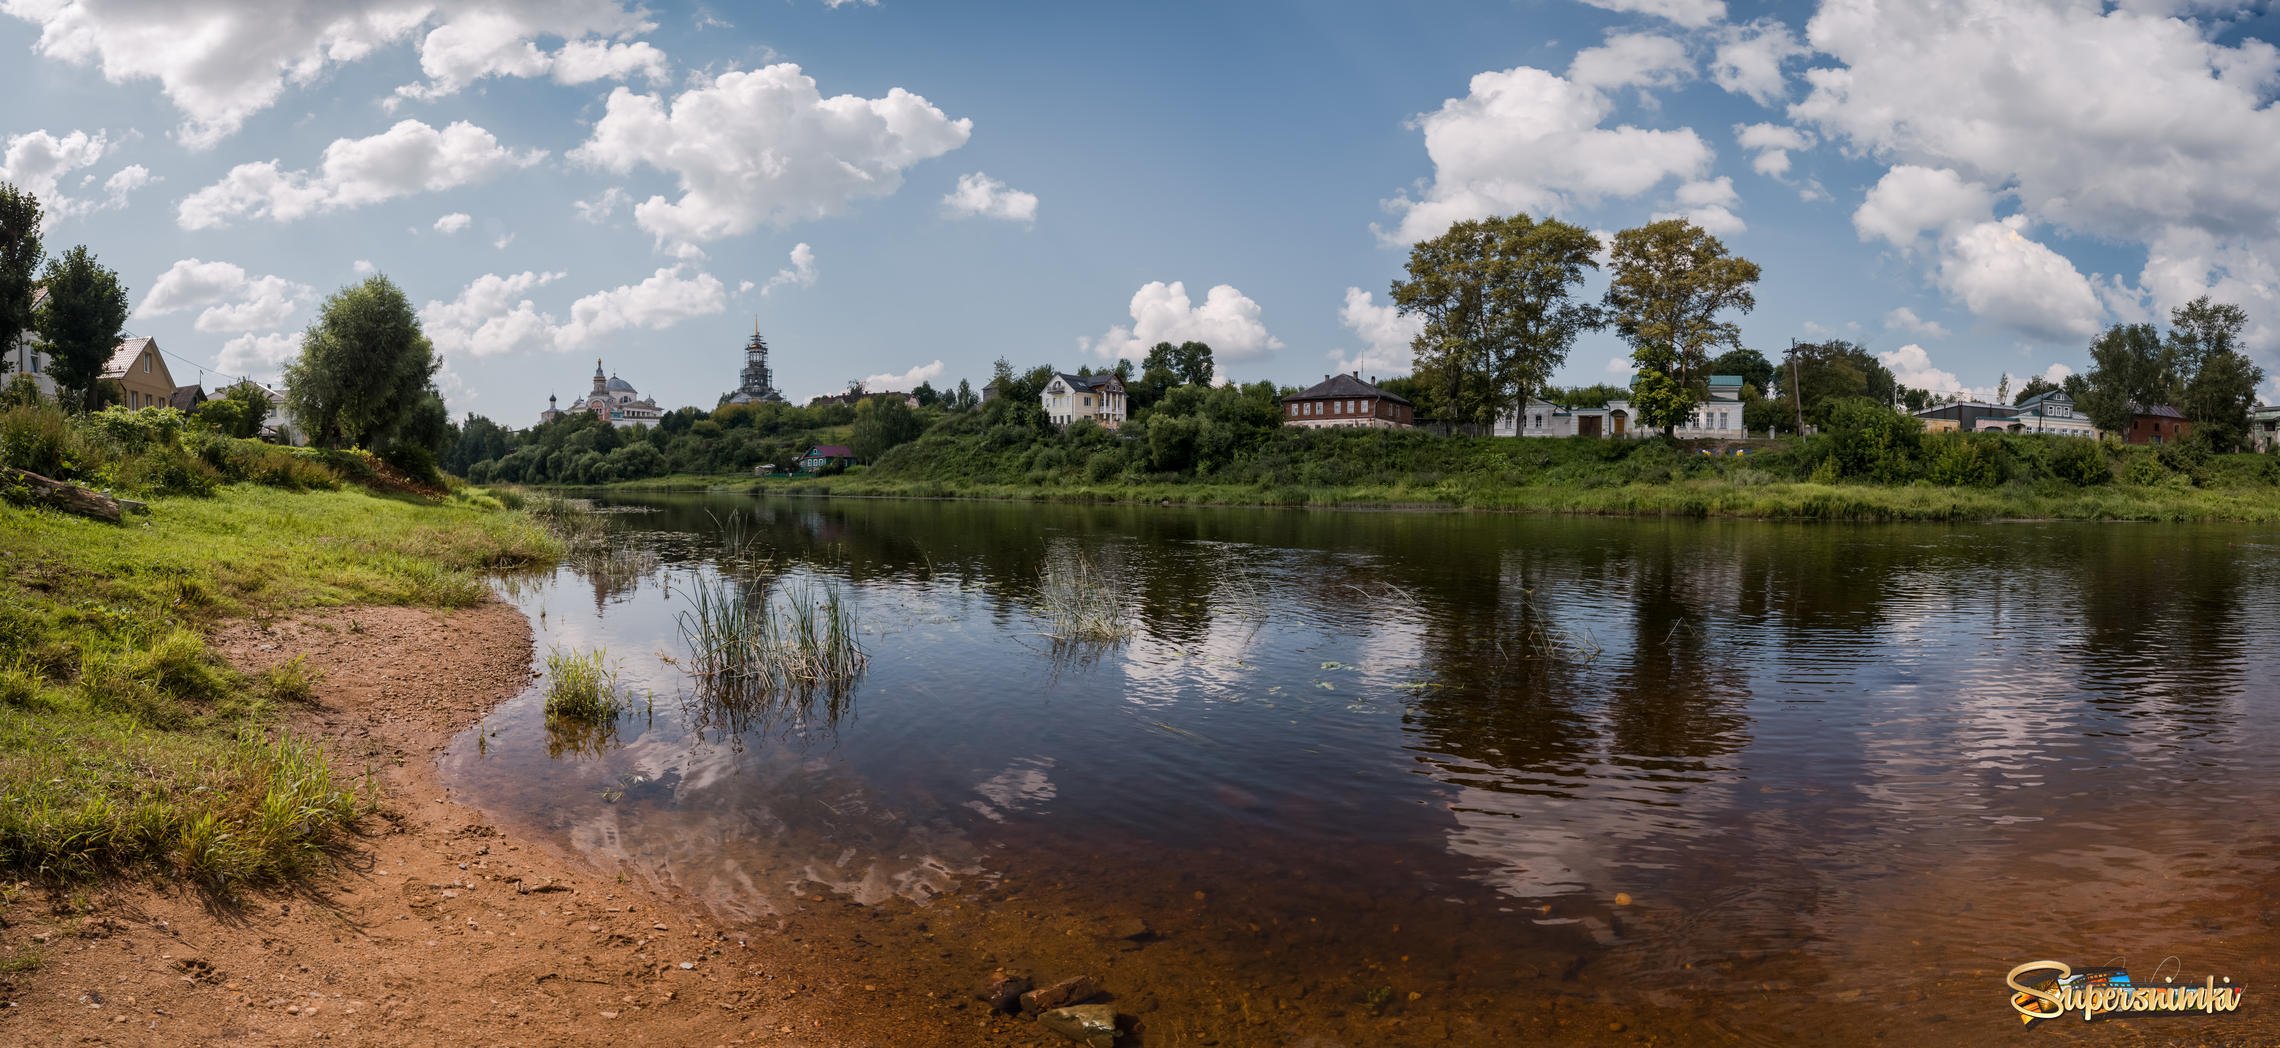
xmin=2069 ymin=298 xmax=2265 ymax=450
xmin=1 ymin=178 xmax=447 ymax=472
xmin=1394 ymin=214 xmax=1760 ymax=437
xmin=0 ymin=183 xmax=131 ymax=414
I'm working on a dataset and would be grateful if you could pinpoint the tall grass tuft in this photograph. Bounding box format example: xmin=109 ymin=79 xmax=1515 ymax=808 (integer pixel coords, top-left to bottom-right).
xmin=542 ymin=647 xmax=622 ymax=724
xmin=677 ymin=575 xmax=867 ymax=729
xmin=1038 ymin=551 xmax=1132 ymax=642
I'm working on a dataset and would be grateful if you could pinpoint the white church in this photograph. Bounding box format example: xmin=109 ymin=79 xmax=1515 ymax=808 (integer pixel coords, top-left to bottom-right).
xmin=541 ymin=358 xmax=664 ymax=428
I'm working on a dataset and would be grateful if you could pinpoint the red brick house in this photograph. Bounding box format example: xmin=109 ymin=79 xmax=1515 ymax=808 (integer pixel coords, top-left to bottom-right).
xmin=2122 ymin=404 xmax=2191 ymax=445
xmin=1279 ymin=372 xmax=1413 ymax=429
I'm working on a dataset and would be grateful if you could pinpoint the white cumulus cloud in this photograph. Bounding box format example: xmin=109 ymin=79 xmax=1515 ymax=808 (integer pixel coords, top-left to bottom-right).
xmin=1330 ymin=287 xmax=1424 ymax=377
xmin=1711 ymin=19 xmax=1807 ymax=105
xmin=1655 ymin=176 xmax=1745 ymax=235
xmin=1382 ymin=65 xmax=1714 ymax=244
xmin=1566 ymin=32 xmax=1693 ymax=94
xmin=1734 ymin=123 xmax=1811 ymax=179
xmin=0 ymin=129 xmax=148 ymax=216
xmin=860 ymin=359 xmax=944 ymax=391
xmin=136 ymin=258 xmax=313 ymax=334
xmin=1882 ymin=306 xmax=1949 ymax=340
xmin=1082 ymin=281 xmax=1283 ymax=362
xmin=1935 ymin=218 xmax=2105 ymax=344
xmin=1 ymin=1 xmax=666 ymax=148
xmin=217 ymin=331 xmax=305 ymax=379
xmin=1879 ymin=343 xmax=1970 ymax=397
xmin=1575 ymin=0 xmax=1726 ymax=29
xmin=419 ymin=266 xmax=727 ymax=358
xmin=762 ymin=242 xmax=817 ymax=295
xmin=176 ymin=119 xmax=544 ymax=229
xmin=434 ymin=211 xmax=472 ymax=234
xmin=941 ymin=172 xmax=1038 ymax=225
xmin=570 ymin=64 xmax=972 ymax=246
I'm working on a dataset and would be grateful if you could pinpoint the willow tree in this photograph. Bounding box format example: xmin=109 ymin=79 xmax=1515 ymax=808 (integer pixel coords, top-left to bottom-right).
xmin=284 ymin=275 xmax=441 ymax=451
xmin=1391 ymin=213 xmax=1605 ymax=432
xmin=1604 ymin=219 xmax=1761 ymax=436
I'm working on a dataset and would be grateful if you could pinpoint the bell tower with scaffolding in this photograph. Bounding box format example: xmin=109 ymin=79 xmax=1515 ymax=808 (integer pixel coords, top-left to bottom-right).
xmin=723 ymin=318 xmax=785 ymax=405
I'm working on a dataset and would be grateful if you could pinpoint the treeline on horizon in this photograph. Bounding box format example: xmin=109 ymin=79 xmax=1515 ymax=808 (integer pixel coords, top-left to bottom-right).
xmin=448 ymin=212 xmax=2272 ymax=493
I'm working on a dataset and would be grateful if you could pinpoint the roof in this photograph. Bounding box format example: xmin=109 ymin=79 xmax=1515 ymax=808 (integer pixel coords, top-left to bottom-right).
xmin=1052 ymin=372 xmax=1121 ymax=392
xmin=806 ymin=444 xmax=854 ymax=458
xmin=1707 ymin=374 xmax=1744 ymax=386
xmin=2134 ymin=404 xmax=2188 ymax=420
xmin=606 ymin=375 xmax=635 ymax=392
xmin=168 ymin=384 xmax=205 ymax=410
xmin=2017 ymin=389 xmax=2070 ymax=409
xmin=1283 ymin=372 xmax=1411 ymax=405
xmin=99 ymin=337 xmax=156 ymax=378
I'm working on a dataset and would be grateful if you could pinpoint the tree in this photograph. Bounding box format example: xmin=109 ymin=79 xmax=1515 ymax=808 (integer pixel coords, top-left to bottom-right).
xmin=1392 ymin=213 xmax=1605 ymax=433
xmin=2013 ymin=375 xmax=2059 ymax=406
xmin=851 ymin=395 xmax=924 ymax=461
xmin=1604 ymin=219 xmax=1761 ymax=436
xmin=912 ymin=380 xmax=941 ymax=407
xmin=1708 ymin=348 xmax=1775 ymax=394
xmin=1776 ymin=340 xmax=1899 ymax=430
xmin=34 ymin=245 xmax=129 ymax=412
xmin=952 ymin=378 xmax=977 ymax=411
xmin=1171 ymin=340 xmax=1215 ymax=386
xmin=2072 ymin=323 xmax=2173 ymax=435
xmin=2168 ymin=296 xmax=2264 ymax=451
xmin=283 ymin=275 xmax=441 ymax=450
xmin=1995 ymin=372 xmax=2011 ymax=405
xmin=1131 ymin=343 xmax=1180 ymax=415
xmin=193 ymin=382 xmax=272 ymax=438
xmin=0 ymin=183 xmax=41 ymax=378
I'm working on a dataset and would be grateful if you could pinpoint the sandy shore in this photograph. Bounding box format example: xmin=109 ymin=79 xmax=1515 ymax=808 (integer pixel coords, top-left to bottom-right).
xmin=0 ymin=602 xmax=1001 ymax=1047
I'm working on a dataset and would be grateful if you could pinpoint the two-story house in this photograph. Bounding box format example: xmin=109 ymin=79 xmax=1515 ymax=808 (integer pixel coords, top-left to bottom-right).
xmin=1043 ymin=372 xmax=1127 ymax=429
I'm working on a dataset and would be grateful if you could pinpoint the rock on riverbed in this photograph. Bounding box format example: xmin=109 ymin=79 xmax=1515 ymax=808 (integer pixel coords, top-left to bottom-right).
xmin=1039 ymin=1003 xmax=1120 ymax=1047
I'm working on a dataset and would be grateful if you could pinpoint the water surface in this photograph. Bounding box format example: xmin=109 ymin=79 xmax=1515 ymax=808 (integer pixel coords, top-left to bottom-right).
xmin=442 ymin=495 xmax=2280 ymax=1045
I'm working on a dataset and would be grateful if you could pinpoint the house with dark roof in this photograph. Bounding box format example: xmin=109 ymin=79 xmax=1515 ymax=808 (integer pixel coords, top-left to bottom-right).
xmin=798 ymin=444 xmax=856 ymax=472
xmin=168 ymin=384 xmax=207 ymax=411
xmin=1043 ymin=371 xmax=1126 ymax=429
xmin=2122 ymin=404 xmax=2191 ymax=445
xmin=1280 ymin=372 xmax=1413 ymax=429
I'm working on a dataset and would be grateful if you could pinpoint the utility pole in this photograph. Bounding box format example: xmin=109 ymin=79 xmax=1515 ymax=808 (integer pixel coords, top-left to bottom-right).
xmin=1789 ymin=338 xmax=1804 ymax=436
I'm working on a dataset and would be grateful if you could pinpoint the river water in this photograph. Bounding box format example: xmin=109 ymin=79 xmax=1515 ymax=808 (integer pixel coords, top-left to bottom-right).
xmin=439 ymin=494 xmax=2280 ymax=1045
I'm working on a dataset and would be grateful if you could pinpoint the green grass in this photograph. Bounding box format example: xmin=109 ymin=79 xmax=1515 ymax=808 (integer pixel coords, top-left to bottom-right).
xmin=0 ymin=483 xmax=559 ymax=889
xmin=541 ymin=647 xmax=621 ymax=724
xmin=1038 ymin=551 xmax=1132 ymax=642
xmin=677 ymin=575 xmax=867 ymax=713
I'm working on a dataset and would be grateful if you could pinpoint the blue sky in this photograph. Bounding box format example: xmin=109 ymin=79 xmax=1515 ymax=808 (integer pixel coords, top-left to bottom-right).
xmin=4 ymin=0 xmax=2277 ymax=423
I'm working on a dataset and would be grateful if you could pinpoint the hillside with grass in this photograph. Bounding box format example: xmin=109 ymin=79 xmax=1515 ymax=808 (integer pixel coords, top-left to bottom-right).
xmin=0 ymin=396 xmax=556 ymax=887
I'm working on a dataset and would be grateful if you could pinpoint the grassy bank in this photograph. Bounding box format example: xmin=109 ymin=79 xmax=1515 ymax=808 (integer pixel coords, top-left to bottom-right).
xmin=581 ymin=427 xmax=2280 ymax=523
xmin=2 ymin=401 xmax=556 ymax=888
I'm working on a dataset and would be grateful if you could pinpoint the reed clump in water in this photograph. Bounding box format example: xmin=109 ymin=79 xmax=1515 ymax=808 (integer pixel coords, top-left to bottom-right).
xmin=542 ymin=647 xmax=622 ymax=724
xmin=1039 ymin=552 xmax=1131 ymax=642
xmin=678 ymin=576 xmax=867 ymax=706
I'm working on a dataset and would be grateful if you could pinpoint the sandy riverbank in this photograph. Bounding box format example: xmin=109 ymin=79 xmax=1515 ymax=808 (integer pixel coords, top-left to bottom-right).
xmin=0 ymin=601 xmax=995 ymax=1047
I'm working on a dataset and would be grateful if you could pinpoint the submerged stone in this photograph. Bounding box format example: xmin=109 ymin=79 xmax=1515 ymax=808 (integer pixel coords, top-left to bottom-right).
xmin=1039 ymin=1003 xmax=1120 ymax=1047
xmin=976 ymin=968 xmax=1031 ymax=1014
xmin=1021 ymin=974 xmax=1100 ymax=1014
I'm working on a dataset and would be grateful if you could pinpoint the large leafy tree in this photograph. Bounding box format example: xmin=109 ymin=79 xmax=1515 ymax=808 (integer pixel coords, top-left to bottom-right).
xmin=34 ymin=245 xmax=129 ymax=412
xmin=0 ymin=183 xmax=40 ymax=377
xmin=1708 ymin=347 xmax=1775 ymax=394
xmin=1171 ymin=340 xmax=1215 ymax=386
xmin=1776 ymin=340 xmax=1899 ymax=430
xmin=2068 ymin=323 xmax=2174 ymax=435
xmin=2168 ymin=296 xmax=2264 ymax=451
xmin=284 ymin=275 xmax=442 ymax=450
xmin=1391 ymin=213 xmax=1605 ymax=433
xmin=851 ymin=394 xmax=924 ymax=461
xmin=2013 ymin=375 xmax=2060 ymax=406
xmin=1604 ymin=219 xmax=1761 ymax=436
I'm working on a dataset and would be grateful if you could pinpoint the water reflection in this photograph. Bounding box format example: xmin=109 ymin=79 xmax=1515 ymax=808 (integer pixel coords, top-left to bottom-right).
xmin=444 ymin=495 xmax=2280 ymax=1045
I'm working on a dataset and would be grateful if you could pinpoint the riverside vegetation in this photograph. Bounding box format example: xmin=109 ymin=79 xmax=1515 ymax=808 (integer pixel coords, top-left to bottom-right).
xmin=0 ymin=394 xmax=557 ymax=888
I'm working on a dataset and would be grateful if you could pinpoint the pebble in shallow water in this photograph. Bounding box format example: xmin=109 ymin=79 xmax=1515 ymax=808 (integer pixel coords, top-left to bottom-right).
xmin=1039 ymin=1003 xmax=1120 ymax=1047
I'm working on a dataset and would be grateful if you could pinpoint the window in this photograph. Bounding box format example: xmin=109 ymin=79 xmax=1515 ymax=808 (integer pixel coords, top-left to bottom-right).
xmin=143 ymin=355 xmax=151 ymax=373
xmin=1533 ymin=414 xmax=1543 ymax=428
xmin=1288 ymin=403 xmax=1297 ymax=417
xmin=1083 ymin=395 xmax=1092 ymax=407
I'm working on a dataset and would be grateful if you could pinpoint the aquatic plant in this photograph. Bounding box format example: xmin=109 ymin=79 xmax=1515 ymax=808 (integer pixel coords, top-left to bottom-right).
xmin=1038 ymin=551 xmax=1132 ymax=642
xmin=677 ymin=575 xmax=868 ymax=713
xmin=542 ymin=647 xmax=622 ymax=724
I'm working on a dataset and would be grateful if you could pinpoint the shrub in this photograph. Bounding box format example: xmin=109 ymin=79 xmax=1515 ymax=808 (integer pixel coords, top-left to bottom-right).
xmin=1819 ymin=398 xmax=1923 ymax=482
xmin=2038 ymin=438 xmax=2111 ymax=487
xmin=0 ymin=400 xmax=83 ymax=477
xmin=1921 ymin=433 xmax=2006 ymax=488
xmin=108 ymin=446 xmax=222 ymax=497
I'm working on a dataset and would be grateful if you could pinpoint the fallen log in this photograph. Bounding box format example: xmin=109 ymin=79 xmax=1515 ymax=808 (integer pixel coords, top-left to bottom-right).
xmin=2 ymin=465 xmax=124 ymax=523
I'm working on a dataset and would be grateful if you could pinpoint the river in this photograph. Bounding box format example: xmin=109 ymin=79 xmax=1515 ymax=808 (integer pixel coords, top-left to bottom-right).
xmin=440 ymin=494 xmax=2280 ymax=1045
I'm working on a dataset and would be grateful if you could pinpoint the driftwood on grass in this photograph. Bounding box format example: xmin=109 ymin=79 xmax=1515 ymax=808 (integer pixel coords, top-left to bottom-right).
xmin=2 ymin=465 xmax=125 ymax=522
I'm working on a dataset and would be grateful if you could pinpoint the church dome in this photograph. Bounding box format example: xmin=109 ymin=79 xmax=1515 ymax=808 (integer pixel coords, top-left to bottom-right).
xmin=606 ymin=375 xmax=636 ymax=392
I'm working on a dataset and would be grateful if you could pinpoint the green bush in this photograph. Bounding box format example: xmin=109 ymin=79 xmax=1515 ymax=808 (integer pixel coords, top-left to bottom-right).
xmin=2037 ymin=438 xmax=2111 ymax=487
xmin=1818 ymin=399 xmax=1924 ymax=482
xmin=1921 ymin=433 xmax=2006 ymax=488
xmin=0 ymin=401 xmax=84 ymax=477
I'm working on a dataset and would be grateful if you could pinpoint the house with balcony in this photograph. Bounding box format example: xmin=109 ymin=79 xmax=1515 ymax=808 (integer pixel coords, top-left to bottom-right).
xmin=1043 ymin=372 xmax=1127 ymax=429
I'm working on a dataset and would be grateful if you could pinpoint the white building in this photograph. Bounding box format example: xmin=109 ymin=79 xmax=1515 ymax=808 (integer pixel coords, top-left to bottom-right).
xmin=545 ymin=358 xmax=663 ymax=428
xmin=1043 ymin=371 xmax=1127 ymax=429
xmin=1496 ymin=375 xmax=1747 ymax=439
xmin=2 ymin=287 xmax=56 ymax=398
xmin=1973 ymin=389 xmax=2098 ymax=438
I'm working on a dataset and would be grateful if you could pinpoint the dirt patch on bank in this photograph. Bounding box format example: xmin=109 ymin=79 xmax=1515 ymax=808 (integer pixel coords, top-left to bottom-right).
xmin=0 ymin=603 xmax=993 ymax=1047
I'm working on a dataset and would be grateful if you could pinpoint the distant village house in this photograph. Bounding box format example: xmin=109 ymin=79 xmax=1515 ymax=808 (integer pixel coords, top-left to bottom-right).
xmin=1043 ymin=372 xmax=1127 ymax=429
xmin=103 ymin=337 xmax=176 ymax=410
xmin=799 ymin=444 xmax=855 ymax=472
xmin=1280 ymin=373 xmax=1414 ymax=429
xmin=1497 ymin=375 xmax=1744 ymax=439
